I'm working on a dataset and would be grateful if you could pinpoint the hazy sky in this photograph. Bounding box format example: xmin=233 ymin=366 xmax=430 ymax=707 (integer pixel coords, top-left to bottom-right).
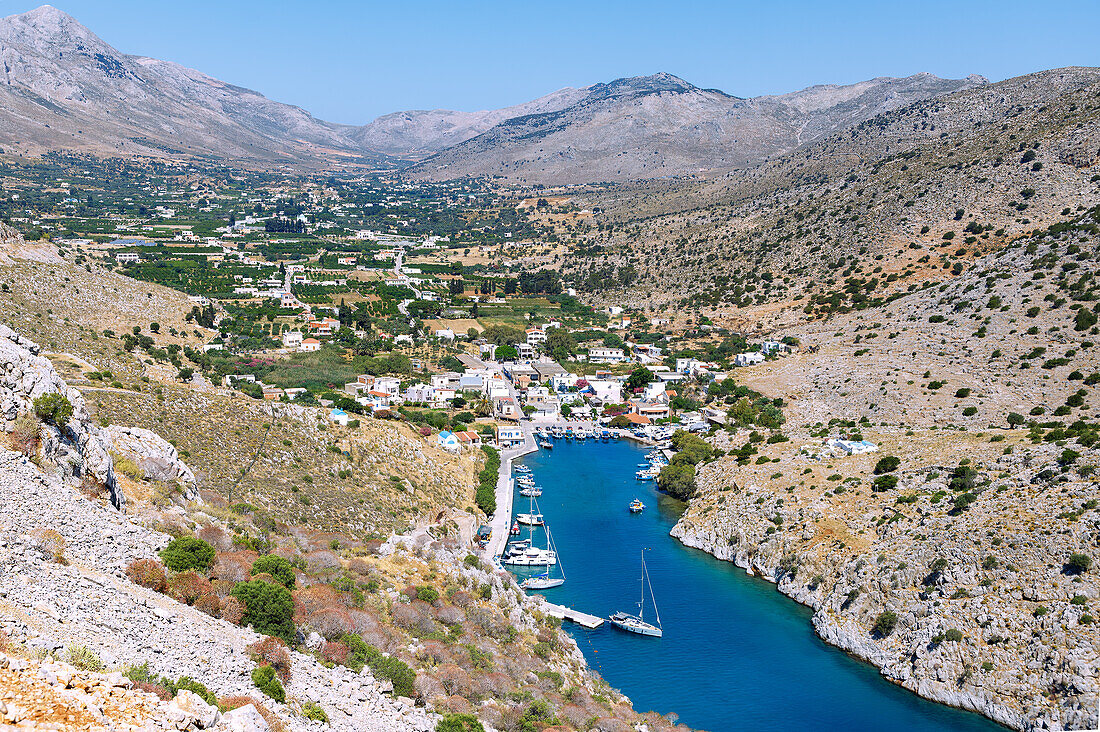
xmin=3 ymin=0 xmax=1099 ymax=123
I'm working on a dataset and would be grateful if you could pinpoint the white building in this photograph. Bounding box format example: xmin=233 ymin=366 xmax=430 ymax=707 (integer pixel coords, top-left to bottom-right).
xmin=282 ymin=331 xmax=303 ymax=349
xmin=734 ymin=352 xmax=766 ymax=367
xmin=589 ymin=347 xmax=627 ymax=364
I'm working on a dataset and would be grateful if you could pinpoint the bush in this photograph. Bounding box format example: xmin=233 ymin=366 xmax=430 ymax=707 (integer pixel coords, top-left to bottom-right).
xmin=9 ymin=414 xmax=40 ymax=457
xmin=67 ymin=645 xmax=104 ymax=671
xmin=251 ymin=664 xmax=286 ymax=703
xmin=247 ymin=636 xmax=292 ymax=682
xmin=416 ymin=586 xmax=440 ymax=603
xmin=33 ymin=393 xmax=73 ymax=426
xmin=168 ymin=571 xmax=212 ymax=605
xmin=194 ymin=593 xmax=222 ymax=618
xmin=436 ymin=714 xmax=485 ymax=732
xmin=251 ymin=555 xmax=296 ymax=588
xmin=871 ymin=611 xmax=898 ymax=637
xmin=1066 ymin=553 xmax=1092 ymax=574
xmin=159 ymin=536 xmax=216 ymax=572
xmin=232 ymin=580 xmax=296 ymax=642
xmin=126 ymin=559 xmax=168 ymax=592
xmin=341 ymin=633 xmax=416 ymax=697
xmin=166 ymin=677 xmax=217 ymax=707
xmin=302 ymin=702 xmax=329 ymax=723
xmin=944 ymin=628 xmax=964 ymax=643
xmin=221 ymin=597 xmax=245 ymax=625
xmin=872 ymin=475 xmax=898 ymax=492
xmin=873 ymin=456 xmax=900 ymax=474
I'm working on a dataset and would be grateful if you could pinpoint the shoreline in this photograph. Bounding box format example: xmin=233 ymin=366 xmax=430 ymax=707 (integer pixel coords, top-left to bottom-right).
xmin=668 ymin=521 xmax=1027 ymax=730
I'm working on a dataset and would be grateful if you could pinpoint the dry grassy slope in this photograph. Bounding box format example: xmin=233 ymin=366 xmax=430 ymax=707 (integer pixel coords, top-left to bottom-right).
xmin=83 ymin=384 xmax=479 ymax=536
xmin=563 ymin=67 xmax=1100 ymax=313
xmin=0 ymin=248 xmax=211 ymax=379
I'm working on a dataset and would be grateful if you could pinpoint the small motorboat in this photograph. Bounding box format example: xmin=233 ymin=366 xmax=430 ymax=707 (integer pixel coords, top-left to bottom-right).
xmin=629 ymin=499 xmax=645 ymax=513
xmin=510 ymin=521 xmax=521 ymax=536
xmin=516 ymin=513 xmax=544 ymax=526
xmin=520 ymin=486 xmax=542 ymax=497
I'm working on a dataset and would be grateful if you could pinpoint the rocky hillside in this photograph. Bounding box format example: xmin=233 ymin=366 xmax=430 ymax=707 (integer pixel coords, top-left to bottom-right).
xmin=407 ymin=72 xmax=985 ymax=184
xmin=556 ymin=67 xmax=1100 ymax=314
xmin=0 ymin=6 xmax=386 ymax=166
xmin=658 ymin=209 xmax=1100 ymax=730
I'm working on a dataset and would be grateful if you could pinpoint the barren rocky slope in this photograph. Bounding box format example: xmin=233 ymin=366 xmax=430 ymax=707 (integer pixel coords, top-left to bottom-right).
xmin=408 ymin=72 xmax=985 ymax=184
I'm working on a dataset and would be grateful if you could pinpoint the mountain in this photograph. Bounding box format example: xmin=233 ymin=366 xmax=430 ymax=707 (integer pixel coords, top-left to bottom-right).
xmin=405 ymin=71 xmax=988 ymax=184
xmin=349 ymin=85 xmax=590 ymax=157
xmin=0 ymin=5 xmax=381 ymax=165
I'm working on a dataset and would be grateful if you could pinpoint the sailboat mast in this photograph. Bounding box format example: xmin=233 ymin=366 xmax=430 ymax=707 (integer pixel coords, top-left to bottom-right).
xmin=638 ymin=550 xmax=646 ymax=622
xmin=644 ymin=553 xmax=662 ymax=628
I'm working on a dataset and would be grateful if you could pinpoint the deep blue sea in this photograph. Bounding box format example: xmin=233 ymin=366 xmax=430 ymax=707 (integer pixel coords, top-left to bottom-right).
xmin=508 ymin=438 xmax=1004 ymax=732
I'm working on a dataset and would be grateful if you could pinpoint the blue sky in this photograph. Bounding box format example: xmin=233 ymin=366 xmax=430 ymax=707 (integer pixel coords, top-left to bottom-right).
xmin=3 ymin=0 xmax=1099 ymax=123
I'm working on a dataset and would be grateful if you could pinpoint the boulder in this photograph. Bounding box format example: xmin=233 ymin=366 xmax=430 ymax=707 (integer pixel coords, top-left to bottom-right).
xmin=211 ymin=704 xmax=270 ymax=732
xmin=167 ymin=689 xmax=220 ymax=729
xmin=102 ymin=424 xmax=197 ymax=491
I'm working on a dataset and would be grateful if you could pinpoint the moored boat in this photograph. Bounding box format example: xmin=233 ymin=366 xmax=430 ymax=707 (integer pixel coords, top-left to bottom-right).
xmin=629 ymin=498 xmax=645 ymax=513
xmin=610 ymin=550 xmax=663 ymax=638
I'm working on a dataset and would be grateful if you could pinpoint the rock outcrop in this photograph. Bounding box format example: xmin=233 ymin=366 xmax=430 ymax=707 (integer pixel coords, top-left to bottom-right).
xmin=0 ymin=323 xmax=121 ymax=509
xmin=103 ymin=425 xmax=197 ymax=496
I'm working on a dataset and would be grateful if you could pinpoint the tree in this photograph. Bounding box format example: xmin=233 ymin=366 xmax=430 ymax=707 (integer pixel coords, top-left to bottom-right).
xmin=1006 ymin=412 xmax=1025 ymax=429
xmin=231 ymin=580 xmax=295 ymax=642
xmin=1066 ymin=553 xmax=1092 ymax=574
xmin=657 ymin=463 xmax=696 ymax=500
xmin=177 ymin=367 xmax=194 ymax=382
xmin=467 ymin=327 xmax=479 ymax=340
xmin=608 ymin=415 xmax=631 ymax=429
xmin=159 ymin=536 xmax=216 ymax=572
xmin=33 ymin=393 xmax=73 ymax=426
xmin=625 ymin=366 xmax=655 ymax=392
xmin=871 ymin=611 xmax=898 ymax=637
xmin=545 ymin=329 xmax=576 ymax=362
xmin=495 ymin=345 xmax=518 ymax=361
xmin=149 ymin=322 xmax=160 ymax=333
xmin=448 ymin=279 xmax=465 ymax=296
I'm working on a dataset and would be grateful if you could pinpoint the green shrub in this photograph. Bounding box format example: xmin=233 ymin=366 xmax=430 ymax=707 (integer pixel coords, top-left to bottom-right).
xmin=436 ymin=714 xmax=485 ymax=732
xmin=944 ymin=628 xmax=964 ymax=642
xmin=231 ymin=581 xmax=295 ymax=642
xmin=1066 ymin=553 xmax=1092 ymax=574
xmin=341 ymin=633 xmax=415 ymax=697
xmin=251 ymin=664 xmax=286 ymax=703
xmin=873 ymin=456 xmax=900 ymax=474
xmin=302 ymin=702 xmax=329 ymax=723
xmin=66 ymin=645 xmax=104 ymax=671
xmin=416 ymin=586 xmax=440 ymax=603
xmin=33 ymin=393 xmax=74 ymax=426
xmin=871 ymin=611 xmax=898 ymax=637
xmin=872 ymin=475 xmax=898 ymax=492
xmin=164 ymin=676 xmax=217 ymax=707
xmin=159 ymin=536 xmax=216 ymax=572
xmin=251 ymin=555 xmax=296 ymax=588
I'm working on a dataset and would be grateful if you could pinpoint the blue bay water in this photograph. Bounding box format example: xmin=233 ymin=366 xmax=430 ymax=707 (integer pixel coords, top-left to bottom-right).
xmin=508 ymin=437 xmax=1004 ymax=732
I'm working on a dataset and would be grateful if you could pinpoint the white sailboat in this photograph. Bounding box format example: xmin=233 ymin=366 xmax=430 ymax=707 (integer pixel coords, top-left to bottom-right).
xmin=610 ymin=550 xmax=663 ymax=637
xmin=520 ymin=525 xmax=565 ymax=589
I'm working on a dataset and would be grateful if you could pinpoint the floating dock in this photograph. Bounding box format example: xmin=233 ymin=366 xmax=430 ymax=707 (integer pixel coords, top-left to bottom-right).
xmin=541 ymin=602 xmax=605 ymax=629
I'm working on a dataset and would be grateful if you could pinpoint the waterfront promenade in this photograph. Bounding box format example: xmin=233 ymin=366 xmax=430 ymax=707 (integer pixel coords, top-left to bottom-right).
xmin=485 ymin=422 xmax=537 ymax=558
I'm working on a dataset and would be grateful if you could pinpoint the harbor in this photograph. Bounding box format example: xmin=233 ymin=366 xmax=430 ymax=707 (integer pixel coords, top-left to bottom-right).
xmin=495 ymin=436 xmax=1005 ymax=732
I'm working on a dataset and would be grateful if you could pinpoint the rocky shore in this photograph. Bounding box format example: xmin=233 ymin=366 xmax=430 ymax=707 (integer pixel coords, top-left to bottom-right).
xmin=670 ymin=431 xmax=1098 ymax=731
